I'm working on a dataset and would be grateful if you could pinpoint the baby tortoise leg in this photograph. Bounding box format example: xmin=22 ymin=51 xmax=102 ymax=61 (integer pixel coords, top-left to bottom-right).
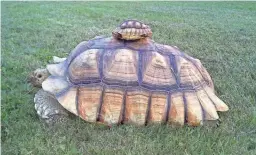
xmin=34 ymin=89 xmax=69 ymax=125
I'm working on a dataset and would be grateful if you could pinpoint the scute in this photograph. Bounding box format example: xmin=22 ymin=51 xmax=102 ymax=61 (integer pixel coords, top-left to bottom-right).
xmin=148 ymin=92 xmax=168 ymax=124
xmin=185 ymin=56 xmax=214 ymax=90
xmin=168 ymin=92 xmax=185 ymax=126
xmin=141 ymin=51 xmax=177 ymax=88
xmin=78 ymin=85 xmax=103 ymax=122
xmin=120 ymin=20 xmax=146 ymax=29
xmin=178 ymin=56 xmax=204 ymax=88
xmin=99 ymin=87 xmax=124 ymax=124
xmin=103 ymin=49 xmax=139 ymax=85
xmin=185 ymin=92 xmax=203 ymax=126
xmin=57 ymin=87 xmax=78 ymax=115
xmin=124 ymin=88 xmax=150 ymax=125
xmin=68 ymin=49 xmax=101 ymax=84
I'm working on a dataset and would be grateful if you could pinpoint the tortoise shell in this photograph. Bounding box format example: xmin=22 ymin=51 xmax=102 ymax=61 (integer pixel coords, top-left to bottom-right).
xmin=42 ymin=20 xmax=228 ymax=126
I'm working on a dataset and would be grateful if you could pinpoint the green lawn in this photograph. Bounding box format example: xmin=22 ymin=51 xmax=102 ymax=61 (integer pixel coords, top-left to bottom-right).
xmin=1 ymin=2 xmax=256 ymax=155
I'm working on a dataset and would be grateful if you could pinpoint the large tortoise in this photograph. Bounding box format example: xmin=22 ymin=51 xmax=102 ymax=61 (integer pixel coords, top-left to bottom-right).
xmin=30 ymin=20 xmax=229 ymax=126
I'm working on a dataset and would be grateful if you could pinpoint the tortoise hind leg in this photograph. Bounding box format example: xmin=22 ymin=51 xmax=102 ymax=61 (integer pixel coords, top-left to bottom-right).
xmin=34 ymin=89 xmax=69 ymax=125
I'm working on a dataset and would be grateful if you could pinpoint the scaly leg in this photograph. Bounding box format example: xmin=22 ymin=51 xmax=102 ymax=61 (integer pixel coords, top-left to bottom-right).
xmin=34 ymin=89 xmax=69 ymax=125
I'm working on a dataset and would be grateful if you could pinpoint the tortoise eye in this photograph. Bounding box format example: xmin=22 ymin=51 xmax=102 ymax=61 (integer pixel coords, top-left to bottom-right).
xmin=37 ymin=74 xmax=42 ymax=78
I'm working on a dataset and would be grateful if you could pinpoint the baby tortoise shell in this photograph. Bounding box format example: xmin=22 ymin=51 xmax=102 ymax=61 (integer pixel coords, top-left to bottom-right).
xmin=112 ymin=20 xmax=152 ymax=40
xmin=42 ymin=20 xmax=228 ymax=126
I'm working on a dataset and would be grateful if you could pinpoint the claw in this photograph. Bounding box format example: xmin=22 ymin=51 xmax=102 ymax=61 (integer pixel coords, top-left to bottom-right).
xmin=42 ymin=114 xmax=49 ymax=119
xmin=35 ymin=104 xmax=39 ymax=110
xmin=44 ymin=109 xmax=51 ymax=116
xmin=42 ymin=105 xmax=48 ymax=111
xmin=37 ymin=110 xmax=41 ymax=116
xmin=55 ymin=110 xmax=59 ymax=114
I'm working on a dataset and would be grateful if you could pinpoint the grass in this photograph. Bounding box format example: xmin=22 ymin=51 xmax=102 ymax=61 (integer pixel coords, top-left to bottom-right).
xmin=1 ymin=1 xmax=256 ymax=155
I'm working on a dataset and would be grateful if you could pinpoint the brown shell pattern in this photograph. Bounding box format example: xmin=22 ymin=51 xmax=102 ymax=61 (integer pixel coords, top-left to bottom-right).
xmin=47 ymin=36 xmax=229 ymax=127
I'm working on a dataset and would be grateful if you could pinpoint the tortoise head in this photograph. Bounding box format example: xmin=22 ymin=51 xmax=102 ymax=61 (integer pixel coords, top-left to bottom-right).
xmin=28 ymin=68 xmax=49 ymax=87
xmin=112 ymin=20 xmax=152 ymax=40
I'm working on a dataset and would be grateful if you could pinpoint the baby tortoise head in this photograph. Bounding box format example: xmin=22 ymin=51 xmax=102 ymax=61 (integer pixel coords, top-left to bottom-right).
xmin=112 ymin=20 xmax=152 ymax=40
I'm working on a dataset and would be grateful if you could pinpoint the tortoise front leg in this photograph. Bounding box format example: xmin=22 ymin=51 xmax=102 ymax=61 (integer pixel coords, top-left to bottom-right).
xmin=34 ymin=89 xmax=69 ymax=125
